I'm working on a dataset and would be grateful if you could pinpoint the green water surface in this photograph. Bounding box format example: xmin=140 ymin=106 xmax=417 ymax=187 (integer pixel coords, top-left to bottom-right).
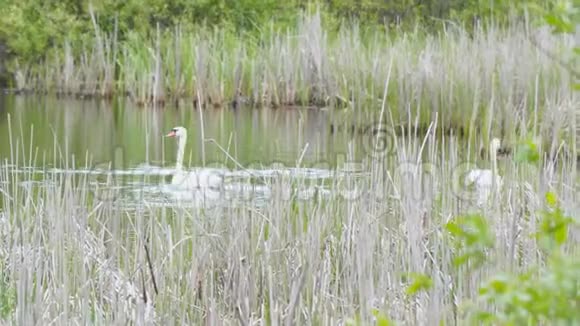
xmin=0 ymin=95 xmax=370 ymax=171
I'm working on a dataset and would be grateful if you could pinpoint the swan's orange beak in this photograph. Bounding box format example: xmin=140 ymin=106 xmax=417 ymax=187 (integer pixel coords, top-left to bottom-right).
xmin=166 ymin=130 xmax=176 ymax=137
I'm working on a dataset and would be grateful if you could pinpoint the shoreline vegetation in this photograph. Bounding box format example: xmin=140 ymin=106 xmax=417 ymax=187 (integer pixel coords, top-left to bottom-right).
xmin=0 ymin=4 xmax=575 ymax=109
xmin=6 ymin=12 xmax=577 ymax=108
xmin=2 ymin=9 xmax=578 ymax=153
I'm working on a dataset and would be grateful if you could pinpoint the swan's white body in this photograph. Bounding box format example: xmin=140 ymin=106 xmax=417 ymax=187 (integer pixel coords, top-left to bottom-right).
xmin=166 ymin=126 xmax=224 ymax=191
xmin=465 ymin=138 xmax=503 ymax=206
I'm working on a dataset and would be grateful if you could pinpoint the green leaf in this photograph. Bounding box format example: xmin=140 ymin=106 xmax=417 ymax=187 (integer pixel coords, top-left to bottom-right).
xmin=446 ymin=214 xmax=494 ymax=268
xmin=515 ymin=140 xmax=540 ymax=164
xmin=371 ymin=309 xmax=393 ymax=326
xmin=444 ymin=221 xmax=463 ymax=237
xmin=405 ymin=273 xmax=433 ymax=296
xmin=554 ymin=224 xmax=568 ymax=245
xmin=545 ymin=192 xmax=557 ymax=208
xmin=453 ymin=253 xmax=470 ymax=267
xmin=544 ymin=13 xmax=564 ymax=28
xmin=488 ymin=277 xmax=508 ymax=294
xmin=536 ymin=193 xmax=576 ymax=249
xmin=473 ymin=311 xmax=497 ymax=323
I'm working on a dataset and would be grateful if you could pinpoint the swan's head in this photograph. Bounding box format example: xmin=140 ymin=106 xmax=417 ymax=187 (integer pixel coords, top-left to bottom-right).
xmin=166 ymin=126 xmax=187 ymax=138
xmin=490 ymin=138 xmax=501 ymax=153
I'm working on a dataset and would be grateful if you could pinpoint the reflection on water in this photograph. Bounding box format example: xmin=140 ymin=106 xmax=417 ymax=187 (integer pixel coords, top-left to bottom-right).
xmin=0 ymin=95 xmax=369 ymax=169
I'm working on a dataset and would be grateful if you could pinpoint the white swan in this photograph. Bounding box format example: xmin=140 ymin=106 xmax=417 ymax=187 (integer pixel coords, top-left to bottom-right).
xmin=465 ymin=138 xmax=503 ymax=206
xmin=165 ymin=126 xmax=224 ymax=191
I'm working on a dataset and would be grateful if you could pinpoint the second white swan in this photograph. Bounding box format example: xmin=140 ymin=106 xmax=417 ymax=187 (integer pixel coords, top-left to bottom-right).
xmin=465 ymin=138 xmax=503 ymax=206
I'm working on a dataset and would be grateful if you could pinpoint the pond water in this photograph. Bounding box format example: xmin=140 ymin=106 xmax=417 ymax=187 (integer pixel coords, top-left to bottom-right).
xmin=0 ymin=94 xmax=381 ymax=208
xmin=0 ymin=95 xmax=363 ymax=166
xmin=1 ymin=94 xmax=578 ymax=211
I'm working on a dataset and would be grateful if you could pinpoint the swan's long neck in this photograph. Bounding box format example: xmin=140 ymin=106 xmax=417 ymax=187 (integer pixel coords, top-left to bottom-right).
xmin=491 ymin=147 xmax=496 ymax=171
xmin=491 ymin=144 xmax=498 ymax=188
xmin=175 ymin=134 xmax=186 ymax=171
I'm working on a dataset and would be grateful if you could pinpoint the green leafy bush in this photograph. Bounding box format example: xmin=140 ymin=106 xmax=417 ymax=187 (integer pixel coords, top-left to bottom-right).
xmin=474 ymin=192 xmax=579 ymax=325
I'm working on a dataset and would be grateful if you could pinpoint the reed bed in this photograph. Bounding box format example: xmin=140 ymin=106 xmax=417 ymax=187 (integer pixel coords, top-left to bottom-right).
xmin=0 ymin=102 xmax=578 ymax=325
xmin=11 ymin=12 xmax=577 ymax=115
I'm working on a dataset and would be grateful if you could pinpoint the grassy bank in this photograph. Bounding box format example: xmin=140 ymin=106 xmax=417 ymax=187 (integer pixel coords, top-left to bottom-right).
xmin=6 ymin=11 xmax=577 ymax=141
xmin=0 ymin=107 xmax=579 ymax=324
xmin=8 ymin=11 xmax=575 ymax=107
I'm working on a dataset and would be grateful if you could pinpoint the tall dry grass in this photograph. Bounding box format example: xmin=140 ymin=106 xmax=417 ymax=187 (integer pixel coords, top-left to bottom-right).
xmin=0 ymin=93 xmax=578 ymax=325
xmin=10 ymin=12 xmax=577 ymax=113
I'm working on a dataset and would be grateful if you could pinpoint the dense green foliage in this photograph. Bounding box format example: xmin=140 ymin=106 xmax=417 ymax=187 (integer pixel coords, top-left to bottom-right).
xmin=446 ymin=190 xmax=580 ymax=325
xmin=0 ymin=0 xmax=558 ymax=83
